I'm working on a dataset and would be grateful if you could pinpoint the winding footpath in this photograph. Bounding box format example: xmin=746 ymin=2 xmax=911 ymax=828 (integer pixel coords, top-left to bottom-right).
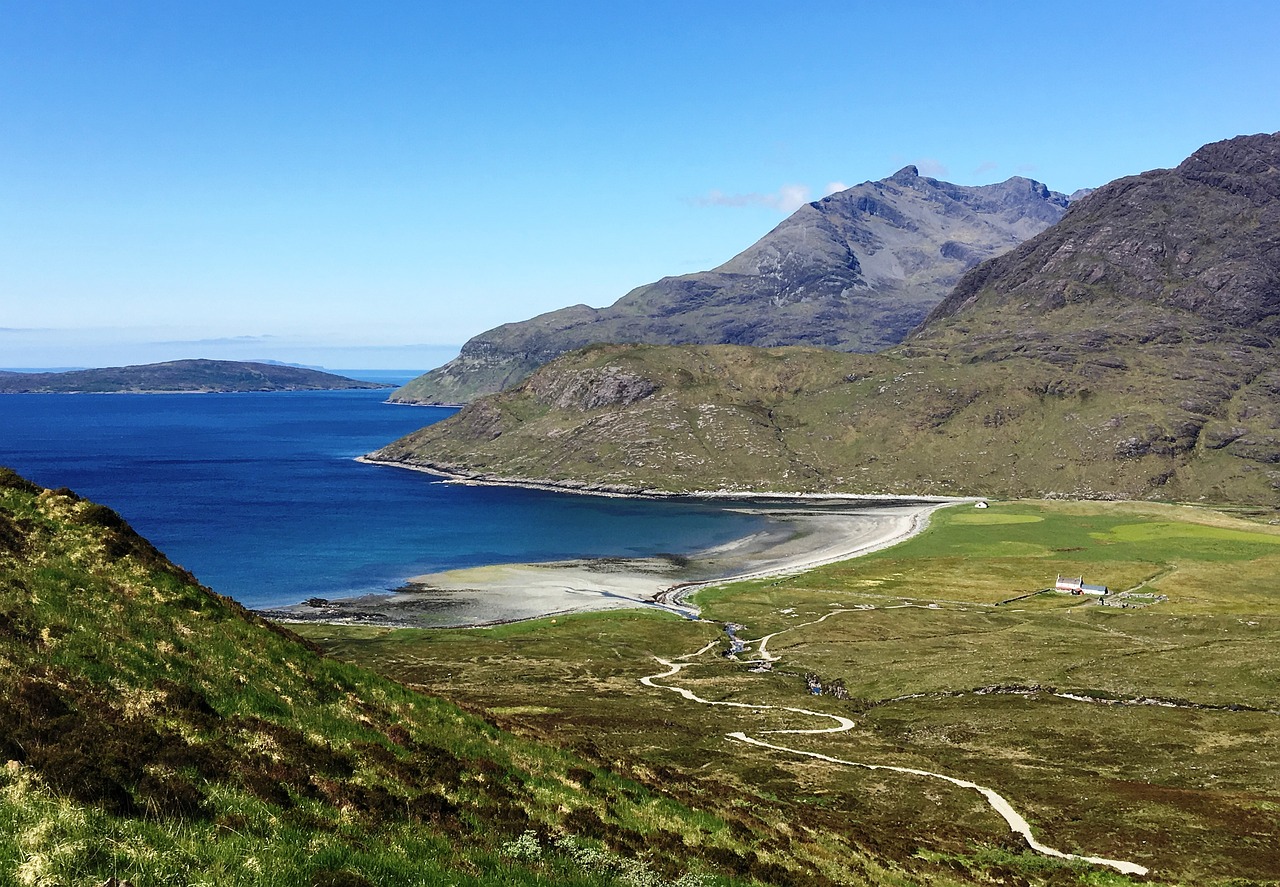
xmin=639 ymin=606 xmax=1150 ymax=877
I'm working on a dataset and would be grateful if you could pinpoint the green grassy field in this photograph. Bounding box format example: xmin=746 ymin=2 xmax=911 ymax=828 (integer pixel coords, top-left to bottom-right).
xmin=304 ymin=500 xmax=1280 ymax=886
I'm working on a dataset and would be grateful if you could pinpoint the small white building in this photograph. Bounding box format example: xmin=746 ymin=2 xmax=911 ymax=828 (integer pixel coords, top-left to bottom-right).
xmin=1055 ymin=574 xmax=1108 ymax=595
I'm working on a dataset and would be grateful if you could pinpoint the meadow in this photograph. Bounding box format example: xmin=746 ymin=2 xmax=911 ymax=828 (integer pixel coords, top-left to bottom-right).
xmin=304 ymin=499 xmax=1280 ymax=886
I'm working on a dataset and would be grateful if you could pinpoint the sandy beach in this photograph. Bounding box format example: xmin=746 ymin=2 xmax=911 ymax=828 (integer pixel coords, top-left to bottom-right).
xmin=262 ymin=498 xmax=958 ymax=629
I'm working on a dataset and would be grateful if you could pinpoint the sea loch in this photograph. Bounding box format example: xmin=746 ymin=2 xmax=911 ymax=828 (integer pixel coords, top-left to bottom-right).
xmin=0 ymin=384 xmax=767 ymax=608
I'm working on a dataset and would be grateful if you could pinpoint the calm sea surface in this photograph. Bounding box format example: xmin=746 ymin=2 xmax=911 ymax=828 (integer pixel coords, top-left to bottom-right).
xmin=0 ymin=381 xmax=765 ymax=608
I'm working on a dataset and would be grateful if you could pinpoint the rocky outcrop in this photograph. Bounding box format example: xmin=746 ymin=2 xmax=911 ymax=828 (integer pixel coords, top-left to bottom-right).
xmin=393 ymin=168 xmax=1071 ymax=403
xmin=525 ymin=365 xmax=659 ymax=411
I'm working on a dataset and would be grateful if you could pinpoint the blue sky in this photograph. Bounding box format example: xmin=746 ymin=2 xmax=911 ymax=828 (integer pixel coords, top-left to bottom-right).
xmin=3 ymin=1 xmax=1279 ymax=369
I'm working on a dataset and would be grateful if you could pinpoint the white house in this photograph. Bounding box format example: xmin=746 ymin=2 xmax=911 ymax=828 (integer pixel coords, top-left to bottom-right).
xmin=1055 ymin=574 xmax=1108 ymax=595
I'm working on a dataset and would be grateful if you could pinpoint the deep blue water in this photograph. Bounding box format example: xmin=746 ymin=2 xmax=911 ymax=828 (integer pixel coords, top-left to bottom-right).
xmin=0 ymin=387 xmax=765 ymax=608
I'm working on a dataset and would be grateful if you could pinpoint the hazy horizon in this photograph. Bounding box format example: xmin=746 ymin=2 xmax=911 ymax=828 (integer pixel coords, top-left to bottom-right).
xmin=0 ymin=335 xmax=461 ymax=372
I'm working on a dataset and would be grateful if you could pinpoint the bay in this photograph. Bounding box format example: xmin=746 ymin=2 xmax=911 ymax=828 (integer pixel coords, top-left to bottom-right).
xmin=0 ymin=386 xmax=766 ymax=608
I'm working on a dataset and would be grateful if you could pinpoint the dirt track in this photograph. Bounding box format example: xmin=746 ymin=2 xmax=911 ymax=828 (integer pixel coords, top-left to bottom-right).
xmin=640 ymin=606 xmax=1150 ymax=877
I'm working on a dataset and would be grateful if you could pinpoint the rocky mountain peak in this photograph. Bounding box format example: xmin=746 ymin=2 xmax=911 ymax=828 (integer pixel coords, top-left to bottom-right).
xmin=1175 ymin=130 xmax=1280 ymax=204
xmin=391 ymin=165 xmax=1071 ymax=404
xmin=379 ymin=132 xmax=1280 ymax=506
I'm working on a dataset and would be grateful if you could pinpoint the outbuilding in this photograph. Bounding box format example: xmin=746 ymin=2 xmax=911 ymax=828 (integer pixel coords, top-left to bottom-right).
xmin=1055 ymin=574 xmax=1108 ymax=595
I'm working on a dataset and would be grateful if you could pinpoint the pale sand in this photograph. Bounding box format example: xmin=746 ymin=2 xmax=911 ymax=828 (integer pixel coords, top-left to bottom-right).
xmin=262 ymin=500 xmax=956 ymax=629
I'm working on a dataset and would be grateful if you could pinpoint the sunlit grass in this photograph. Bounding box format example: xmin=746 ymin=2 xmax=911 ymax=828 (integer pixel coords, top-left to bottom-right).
xmin=0 ymin=472 xmax=775 ymax=887
xmin=308 ymin=498 xmax=1280 ymax=885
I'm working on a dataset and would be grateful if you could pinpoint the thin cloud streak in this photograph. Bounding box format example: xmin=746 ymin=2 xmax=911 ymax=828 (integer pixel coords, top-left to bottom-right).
xmin=914 ymin=158 xmax=949 ymax=178
xmin=151 ymin=335 xmax=279 ymax=346
xmin=694 ymin=183 xmax=813 ymax=213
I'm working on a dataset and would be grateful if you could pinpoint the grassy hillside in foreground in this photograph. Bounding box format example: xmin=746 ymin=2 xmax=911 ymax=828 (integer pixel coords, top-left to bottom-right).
xmin=3 ymin=466 xmax=961 ymax=887
xmin=302 ymin=499 xmax=1280 ymax=886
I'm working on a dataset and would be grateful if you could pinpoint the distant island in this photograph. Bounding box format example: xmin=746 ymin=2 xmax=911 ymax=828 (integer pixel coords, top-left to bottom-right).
xmin=0 ymin=359 xmax=394 ymax=393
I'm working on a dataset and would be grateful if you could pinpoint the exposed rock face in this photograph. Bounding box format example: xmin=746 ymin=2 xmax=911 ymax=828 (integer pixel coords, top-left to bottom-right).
xmin=525 ymin=364 xmax=659 ymax=411
xmin=371 ymin=133 xmax=1280 ymax=505
xmin=393 ymin=168 xmax=1071 ymax=403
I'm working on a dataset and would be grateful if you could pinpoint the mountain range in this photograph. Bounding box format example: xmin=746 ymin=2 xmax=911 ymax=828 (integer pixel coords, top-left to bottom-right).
xmin=392 ymin=168 xmax=1071 ymax=404
xmin=370 ymin=132 xmax=1280 ymax=506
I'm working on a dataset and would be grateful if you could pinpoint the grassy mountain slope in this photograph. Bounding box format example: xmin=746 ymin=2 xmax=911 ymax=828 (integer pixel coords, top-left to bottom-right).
xmin=2 ymin=467 xmax=962 ymax=887
xmin=913 ymin=131 xmax=1280 ymax=358
xmin=392 ymin=169 xmax=1069 ymax=404
xmin=370 ymin=133 xmax=1280 ymax=505
xmin=369 ymin=342 xmax=1279 ymax=504
xmin=0 ymin=360 xmax=391 ymax=393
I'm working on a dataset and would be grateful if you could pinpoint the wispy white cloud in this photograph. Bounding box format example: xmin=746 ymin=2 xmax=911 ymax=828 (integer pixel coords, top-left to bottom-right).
xmin=694 ymin=183 xmax=813 ymax=213
xmin=824 ymin=181 xmax=850 ymax=196
xmin=773 ymin=184 xmax=812 ymax=212
xmin=972 ymin=161 xmax=999 ymax=177
xmin=914 ymin=158 xmax=949 ymax=178
xmin=151 ymin=334 xmax=279 ymax=346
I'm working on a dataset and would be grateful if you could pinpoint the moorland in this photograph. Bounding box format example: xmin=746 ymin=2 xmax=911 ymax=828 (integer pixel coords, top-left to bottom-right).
xmin=0 ymin=469 xmax=885 ymax=887
xmin=302 ymin=497 xmax=1280 ymax=886
xmin=7 ymin=132 xmax=1280 ymax=887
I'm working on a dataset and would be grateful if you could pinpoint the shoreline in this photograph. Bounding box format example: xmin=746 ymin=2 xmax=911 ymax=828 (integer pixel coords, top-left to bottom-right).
xmin=354 ymin=454 xmax=965 ymax=504
xmin=262 ymin=480 xmax=962 ymax=628
xmin=0 ymin=385 xmax=393 ymax=396
xmin=654 ymin=502 xmax=945 ymax=611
